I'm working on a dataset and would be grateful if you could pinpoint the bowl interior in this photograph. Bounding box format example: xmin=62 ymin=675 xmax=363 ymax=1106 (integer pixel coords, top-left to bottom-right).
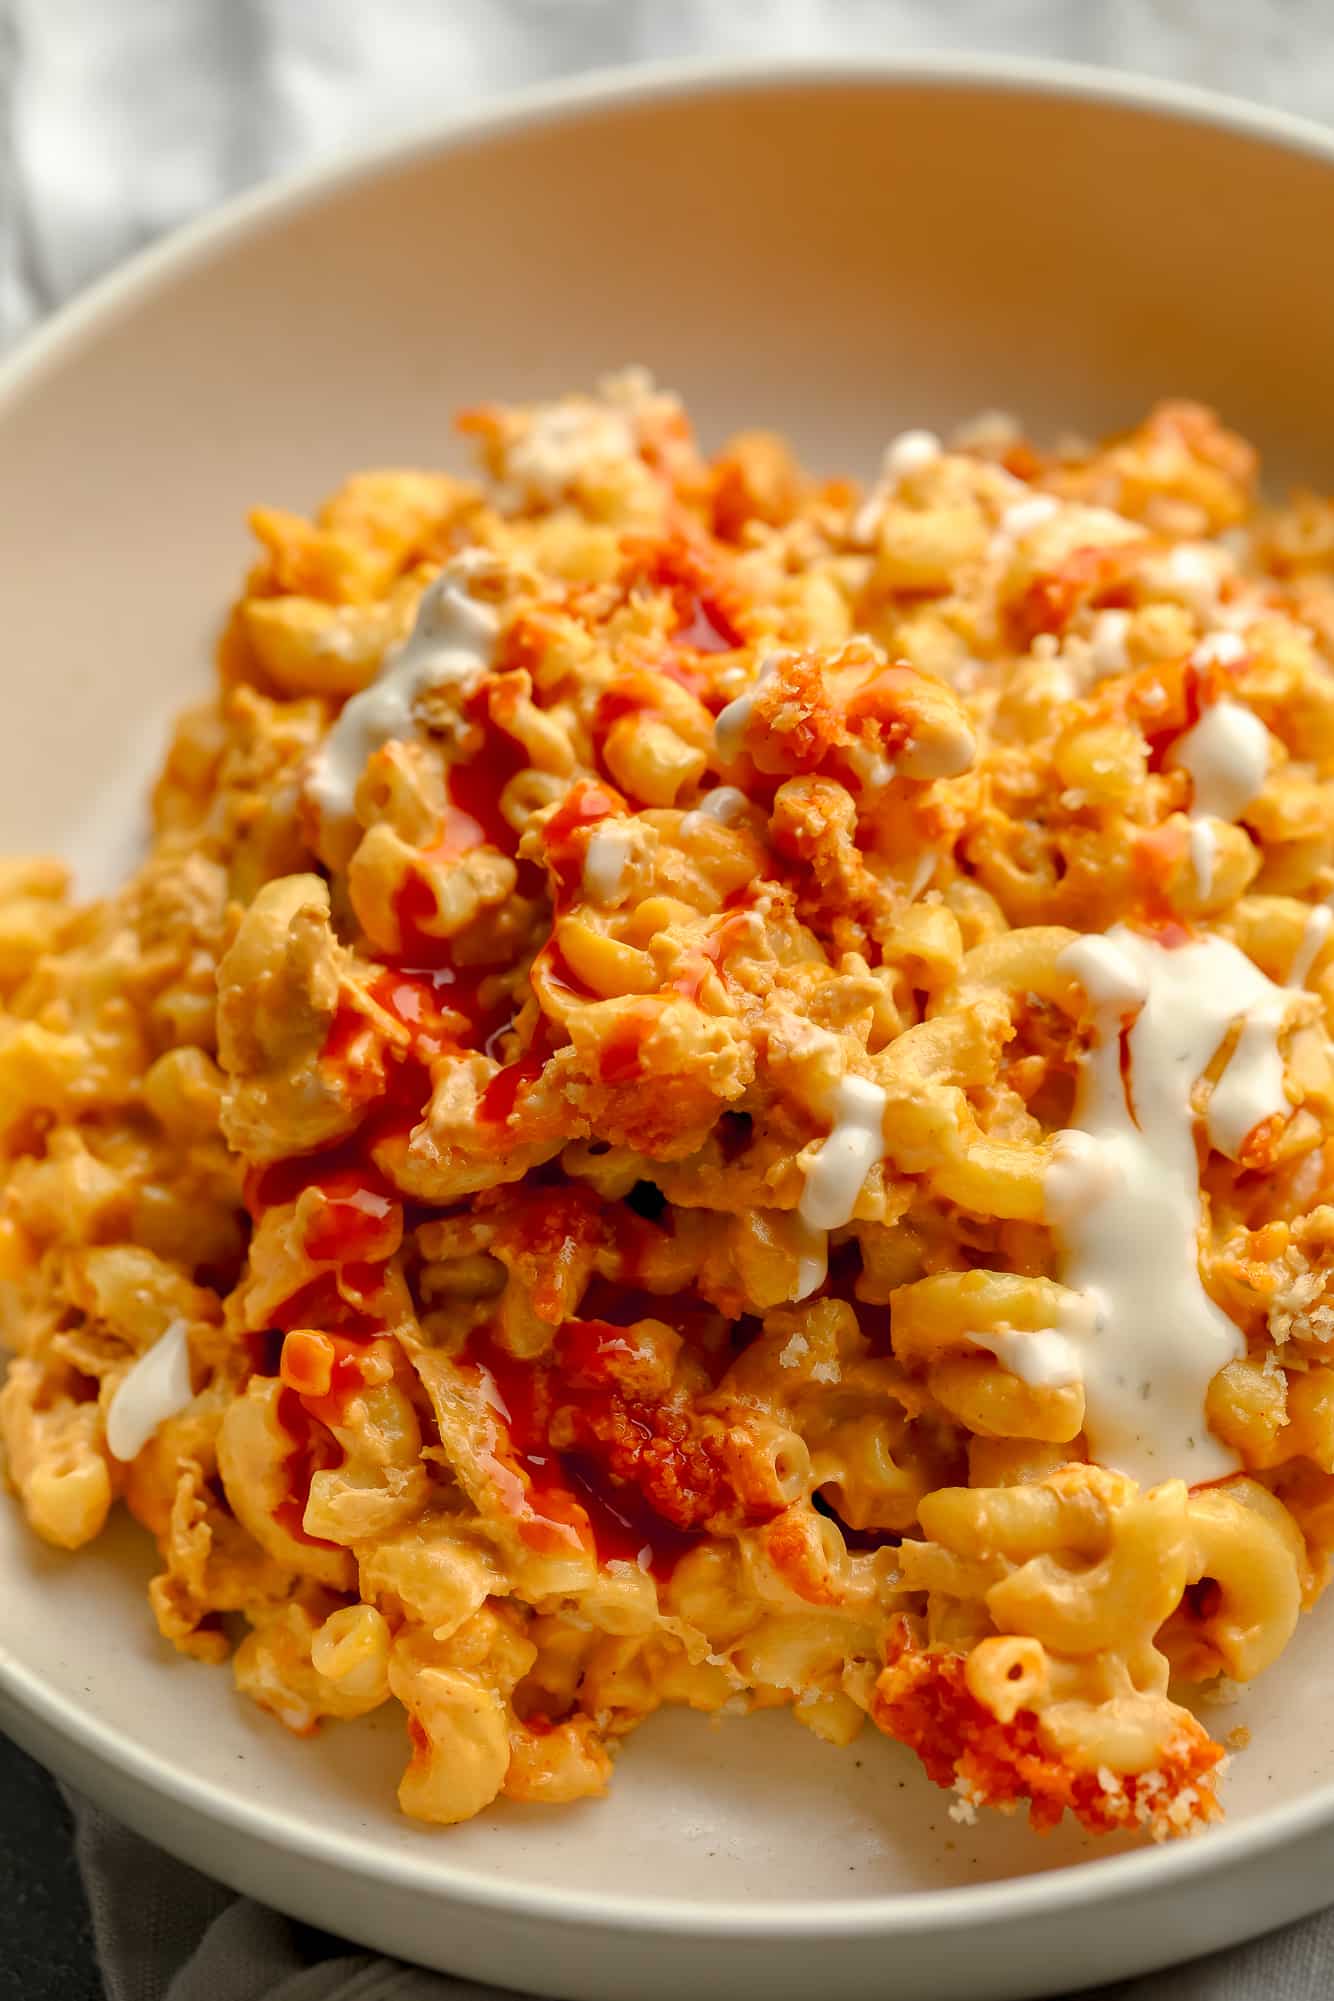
xmin=6 ymin=1493 xmax=1333 ymax=1906
xmin=3 ymin=66 xmax=1334 ymax=1918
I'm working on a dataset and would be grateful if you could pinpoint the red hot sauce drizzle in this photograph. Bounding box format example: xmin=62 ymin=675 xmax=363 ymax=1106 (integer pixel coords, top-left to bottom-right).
xmin=251 ymin=989 xmax=432 ymax=1544
xmin=628 ymin=534 xmax=746 ymax=665
xmin=538 ymin=778 xmax=625 ymax=908
xmin=464 ymin=1324 xmax=702 ymax=1577
xmin=250 ymin=633 xmax=561 ymax=1545
xmin=476 ymin=1045 xmax=547 ymax=1126
xmin=273 ymin=1385 xmax=345 ymax=1549
xmin=389 ymin=688 xmax=527 ymax=963
xmin=256 ymin=624 xmax=753 ymax=1561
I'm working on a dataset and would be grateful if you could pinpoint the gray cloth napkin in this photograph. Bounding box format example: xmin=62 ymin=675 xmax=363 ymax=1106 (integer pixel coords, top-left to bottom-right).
xmin=9 ymin=0 xmax=1334 ymax=1994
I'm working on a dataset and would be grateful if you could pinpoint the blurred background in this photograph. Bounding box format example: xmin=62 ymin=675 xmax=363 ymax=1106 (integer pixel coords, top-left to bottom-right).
xmin=6 ymin=0 xmax=1334 ymax=347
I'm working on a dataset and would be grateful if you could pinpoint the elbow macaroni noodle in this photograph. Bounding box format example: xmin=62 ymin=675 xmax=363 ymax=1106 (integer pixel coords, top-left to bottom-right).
xmin=4 ymin=377 xmax=1334 ymax=1844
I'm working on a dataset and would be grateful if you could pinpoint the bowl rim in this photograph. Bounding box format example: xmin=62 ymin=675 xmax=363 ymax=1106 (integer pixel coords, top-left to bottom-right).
xmin=5 ymin=44 xmax=1334 ymax=1941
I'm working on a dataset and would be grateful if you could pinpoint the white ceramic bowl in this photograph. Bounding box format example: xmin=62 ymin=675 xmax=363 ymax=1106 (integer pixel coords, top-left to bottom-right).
xmin=4 ymin=55 xmax=1334 ymax=2001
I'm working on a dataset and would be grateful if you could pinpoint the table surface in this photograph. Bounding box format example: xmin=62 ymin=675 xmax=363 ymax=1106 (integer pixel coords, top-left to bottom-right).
xmin=0 ymin=1734 xmax=101 ymax=2001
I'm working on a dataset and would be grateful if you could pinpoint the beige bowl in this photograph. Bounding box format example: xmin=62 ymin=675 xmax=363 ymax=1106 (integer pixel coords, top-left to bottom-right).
xmin=3 ymin=54 xmax=1334 ymax=2001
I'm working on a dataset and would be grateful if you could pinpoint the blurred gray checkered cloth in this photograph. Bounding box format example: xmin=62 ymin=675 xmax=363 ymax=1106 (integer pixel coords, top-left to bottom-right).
xmin=10 ymin=0 xmax=1334 ymax=1994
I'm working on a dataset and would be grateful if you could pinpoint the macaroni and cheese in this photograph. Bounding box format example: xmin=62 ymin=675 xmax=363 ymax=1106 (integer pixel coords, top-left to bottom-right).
xmin=5 ymin=376 xmax=1334 ymax=1844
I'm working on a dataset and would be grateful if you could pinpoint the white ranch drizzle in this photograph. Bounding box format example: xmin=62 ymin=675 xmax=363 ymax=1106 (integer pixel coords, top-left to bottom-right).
xmin=582 ymin=826 xmax=633 ymax=903
xmin=968 ymin=1326 xmax=1083 ymax=1388
xmin=714 ymin=655 xmax=779 ymax=765
xmin=1176 ymin=698 xmax=1269 ymax=822
xmin=1152 ymin=542 xmax=1230 ymax=618
xmin=1172 ymin=634 xmax=1267 ymax=898
xmin=1188 ymin=820 xmax=1219 ymax=902
xmin=1193 ymin=632 xmax=1248 ymax=671
xmin=989 ymin=491 xmax=1061 ymax=561
xmin=1089 ymin=609 xmax=1131 ymax=681
xmin=1289 ymin=896 xmax=1334 ymax=989
xmin=305 ymin=553 xmax=498 ymax=823
xmin=787 ymin=1072 xmax=889 ymax=1303
xmin=1207 ymin=996 xmax=1290 ymax=1159
xmin=883 ymin=428 xmax=943 ymax=481
xmin=792 ymin=1216 xmax=830 ymax=1303
xmin=693 ymin=785 xmax=748 ymax=824
xmin=846 ymin=743 xmax=898 ymax=791
xmin=105 ymin=1319 xmax=193 ymax=1463
xmin=1045 ymin=925 xmax=1295 ymax=1486
xmin=851 ymin=428 xmax=942 ymax=544
xmin=798 ymin=1074 xmax=887 ymax=1232
xmin=680 ymin=785 xmax=749 ymax=837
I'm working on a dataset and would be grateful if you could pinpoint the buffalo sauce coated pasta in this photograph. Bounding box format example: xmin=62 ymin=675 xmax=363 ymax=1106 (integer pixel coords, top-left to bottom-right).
xmin=6 ymin=375 xmax=1334 ymax=1841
